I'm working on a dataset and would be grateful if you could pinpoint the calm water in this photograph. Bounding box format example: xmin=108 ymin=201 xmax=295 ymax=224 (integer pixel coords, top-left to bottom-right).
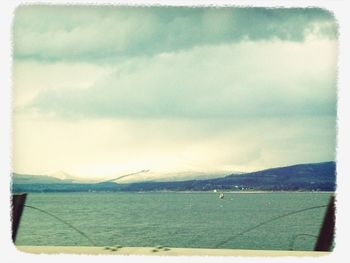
xmin=15 ymin=192 xmax=332 ymax=251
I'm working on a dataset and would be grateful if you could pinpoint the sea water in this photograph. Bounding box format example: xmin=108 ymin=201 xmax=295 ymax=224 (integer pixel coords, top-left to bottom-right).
xmin=15 ymin=192 xmax=332 ymax=251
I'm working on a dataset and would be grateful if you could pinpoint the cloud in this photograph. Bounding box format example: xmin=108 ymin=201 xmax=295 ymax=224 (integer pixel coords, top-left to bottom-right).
xmin=13 ymin=6 xmax=337 ymax=62
xmin=12 ymin=6 xmax=338 ymax=177
xmin=12 ymin=61 xmax=111 ymax=108
xmin=12 ymin=115 xmax=336 ymax=177
xmin=28 ymin=39 xmax=337 ymax=120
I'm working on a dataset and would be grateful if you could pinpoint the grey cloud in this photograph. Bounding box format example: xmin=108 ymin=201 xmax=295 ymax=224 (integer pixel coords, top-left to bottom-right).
xmin=29 ymin=41 xmax=337 ymax=120
xmin=13 ymin=6 xmax=337 ymax=62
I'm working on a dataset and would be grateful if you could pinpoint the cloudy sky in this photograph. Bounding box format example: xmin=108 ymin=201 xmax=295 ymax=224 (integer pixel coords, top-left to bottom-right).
xmin=12 ymin=6 xmax=337 ymax=180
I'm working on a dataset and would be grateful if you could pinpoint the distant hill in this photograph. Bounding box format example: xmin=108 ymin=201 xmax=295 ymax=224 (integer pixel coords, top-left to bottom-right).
xmin=11 ymin=161 xmax=336 ymax=193
xmin=210 ymin=161 xmax=336 ymax=191
xmin=12 ymin=171 xmax=102 ymax=185
xmin=49 ymin=171 xmax=82 ymax=181
xmin=12 ymin=173 xmax=77 ymax=184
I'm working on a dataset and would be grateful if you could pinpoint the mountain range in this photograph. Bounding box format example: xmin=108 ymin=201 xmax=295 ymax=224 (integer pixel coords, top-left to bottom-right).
xmin=11 ymin=161 xmax=336 ymax=193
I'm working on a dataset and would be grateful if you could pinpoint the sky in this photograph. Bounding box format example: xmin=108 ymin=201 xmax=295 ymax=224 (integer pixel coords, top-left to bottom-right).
xmin=12 ymin=6 xmax=338 ymax=181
